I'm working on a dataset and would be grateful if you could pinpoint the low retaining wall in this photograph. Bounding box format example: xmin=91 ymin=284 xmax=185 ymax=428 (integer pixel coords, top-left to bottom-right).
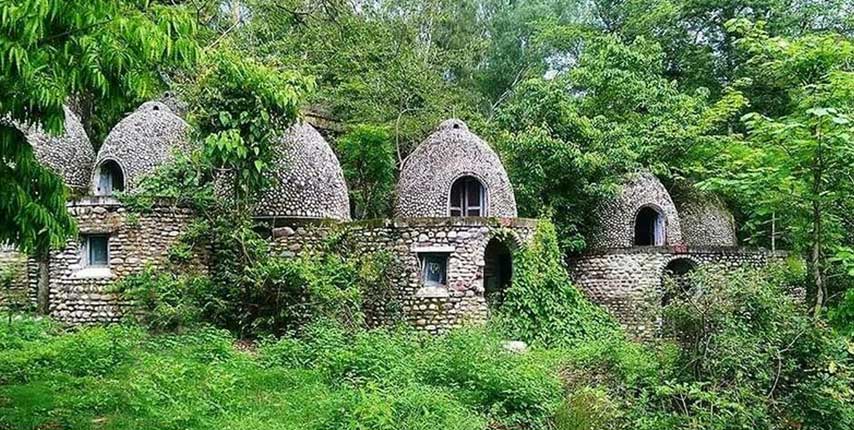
xmin=568 ymin=246 xmax=790 ymax=338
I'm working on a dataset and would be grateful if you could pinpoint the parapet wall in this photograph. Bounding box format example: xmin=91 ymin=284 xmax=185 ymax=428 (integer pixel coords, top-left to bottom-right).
xmin=568 ymin=246 xmax=789 ymax=338
xmin=267 ymin=217 xmax=537 ymax=333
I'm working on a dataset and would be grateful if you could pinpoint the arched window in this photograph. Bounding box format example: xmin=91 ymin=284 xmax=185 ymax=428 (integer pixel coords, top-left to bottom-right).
xmin=634 ymin=206 xmax=664 ymax=246
xmin=95 ymin=160 xmax=124 ymax=196
xmin=449 ymin=176 xmax=486 ymax=217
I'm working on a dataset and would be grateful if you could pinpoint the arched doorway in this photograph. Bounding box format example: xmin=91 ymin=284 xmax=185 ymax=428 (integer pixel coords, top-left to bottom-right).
xmin=95 ymin=160 xmax=125 ymax=196
xmin=484 ymin=238 xmax=512 ymax=309
xmin=449 ymin=176 xmax=487 ymax=217
xmin=634 ymin=206 xmax=664 ymax=246
xmin=661 ymin=258 xmax=697 ymax=306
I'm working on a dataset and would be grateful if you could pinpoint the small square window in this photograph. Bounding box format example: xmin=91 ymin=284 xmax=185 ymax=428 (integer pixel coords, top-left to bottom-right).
xmin=420 ymin=254 xmax=448 ymax=287
xmin=83 ymin=235 xmax=109 ymax=267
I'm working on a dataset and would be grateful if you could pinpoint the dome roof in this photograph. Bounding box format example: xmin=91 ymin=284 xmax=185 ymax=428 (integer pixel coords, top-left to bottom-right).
xmin=677 ymin=192 xmax=737 ymax=247
xmin=253 ymin=122 xmax=350 ymax=220
xmin=395 ymin=119 xmax=517 ymax=218
xmin=21 ymin=106 xmax=95 ymax=192
xmin=589 ymin=171 xmax=683 ymax=249
xmin=94 ymin=101 xmax=191 ymax=191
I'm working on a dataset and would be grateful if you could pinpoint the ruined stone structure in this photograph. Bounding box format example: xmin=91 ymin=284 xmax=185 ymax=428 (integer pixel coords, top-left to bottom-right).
xmin=569 ymin=172 xmax=783 ymax=337
xmin=0 ymin=101 xmax=782 ymax=336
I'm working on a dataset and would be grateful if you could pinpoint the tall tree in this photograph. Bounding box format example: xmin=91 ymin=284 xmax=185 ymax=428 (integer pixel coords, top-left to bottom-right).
xmin=0 ymin=0 xmax=198 ymax=254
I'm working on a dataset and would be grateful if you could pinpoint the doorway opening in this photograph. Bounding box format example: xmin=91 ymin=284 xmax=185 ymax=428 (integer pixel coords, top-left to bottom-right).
xmin=484 ymin=238 xmax=513 ymax=309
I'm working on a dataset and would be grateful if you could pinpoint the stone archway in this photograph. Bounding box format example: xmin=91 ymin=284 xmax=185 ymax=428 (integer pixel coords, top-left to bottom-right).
xmin=661 ymin=257 xmax=698 ymax=306
xmin=484 ymin=237 xmax=513 ymax=309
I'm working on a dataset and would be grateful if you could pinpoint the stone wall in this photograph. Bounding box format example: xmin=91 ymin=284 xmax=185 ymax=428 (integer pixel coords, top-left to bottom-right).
xmin=46 ymin=198 xmax=204 ymax=324
xmin=268 ymin=217 xmax=537 ymax=333
xmin=677 ymin=193 xmax=738 ymax=247
xmin=568 ymin=246 xmax=788 ymax=338
xmin=0 ymin=246 xmax=31 ymax=309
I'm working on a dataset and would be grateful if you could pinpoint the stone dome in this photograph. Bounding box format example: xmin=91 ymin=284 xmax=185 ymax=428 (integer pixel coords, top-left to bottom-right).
xmin=589 ymin=171 xmax=683 ymax=249
xmin=253 ymin=122 xmax=350 ymax=220
xmin=93 ymin=101 xmax=191 ymax=192
xmin=20 ymin=106 xmax=95 ymax=192
xmin=395 ymin=119 xmax=517 ymax=218
xmin=677 ymin=192 xmax=737 ymax=247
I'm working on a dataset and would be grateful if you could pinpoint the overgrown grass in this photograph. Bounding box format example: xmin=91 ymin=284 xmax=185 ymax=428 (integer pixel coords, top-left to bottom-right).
xmin=0 ymin=317 xmax=572 ymax=430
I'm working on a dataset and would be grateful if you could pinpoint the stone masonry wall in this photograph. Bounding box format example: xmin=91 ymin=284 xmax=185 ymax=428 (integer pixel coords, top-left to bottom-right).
xmin=0 ymin=247 xmax=31 ymax=309
xmin=568 ymin=247 xmax=788 ymax=338
xmin=48 ymin=198 xmax=204 ymax=324
xmin=269 ymin=217 xmax=537 ymax=333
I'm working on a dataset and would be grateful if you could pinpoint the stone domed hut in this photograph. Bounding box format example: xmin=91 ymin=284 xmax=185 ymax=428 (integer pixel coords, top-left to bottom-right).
xmin=395 ymin=119 xmax=517 ymax=218
xmin=677 ymin=192 xmax=737 ymax=247
xmin=588 ymin=171 xmax=682 ymax=249
xmin=20 ymin=105 xmax=95 ymax=193
xmin=254 ymin=122 xmax=350 ymax=220
xmin=92 ymin=101 xmax=191 ymax=195
xmin=569 ymin=171 xmax=785 ymax=338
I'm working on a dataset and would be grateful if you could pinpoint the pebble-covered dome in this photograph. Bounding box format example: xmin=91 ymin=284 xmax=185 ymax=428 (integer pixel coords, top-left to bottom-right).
xmin=589 ymin=171 xmax=683 ymax=249
xmin=93 ymin=101 xmax=191 ymax=192
xmin=395 ymin=119 xmax=517 ymax=218
xmin=20 ymin=106 xmax=95 ymax=192
xmin=253 ymin=122 xmax=350 ymax=220
xmin=677 ymin=192 xmax=737 ymax=247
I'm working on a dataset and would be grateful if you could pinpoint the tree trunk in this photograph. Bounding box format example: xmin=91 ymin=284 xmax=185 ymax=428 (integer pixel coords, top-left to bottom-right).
xmin=811 ymin=122 xmax=825 ymax=319
xmin=36 ymin=257 xmax=49 ymax=315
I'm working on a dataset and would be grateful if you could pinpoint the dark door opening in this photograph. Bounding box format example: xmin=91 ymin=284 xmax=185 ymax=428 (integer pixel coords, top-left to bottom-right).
xmin=661 ymin=258 xmax=697 ymax=306
xmin=634 ymin=206 xmax=664 ymax=246
xmin=484 ymin=238 xmax=512 ymax=309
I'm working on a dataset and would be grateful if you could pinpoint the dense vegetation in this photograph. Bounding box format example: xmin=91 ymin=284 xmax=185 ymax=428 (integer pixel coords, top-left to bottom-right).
xmin=2 ymin=1 xmax=854 ymax=429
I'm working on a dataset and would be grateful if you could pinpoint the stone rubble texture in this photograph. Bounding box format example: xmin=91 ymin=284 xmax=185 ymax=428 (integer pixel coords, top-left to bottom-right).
xmin=254 ymin=122 xmax=350 ymax=220
xmin=18 ymin=105 xmax=96 ymax=193
xmin=588 ymin=171 xmax=683 ymax=249
xmin=677 ymin=192 xmax=738 ymax=247
xmin=395 ymin=119 xmax=517 ymax=218
xmin=93 ymin=101 xmax=192 ymax=192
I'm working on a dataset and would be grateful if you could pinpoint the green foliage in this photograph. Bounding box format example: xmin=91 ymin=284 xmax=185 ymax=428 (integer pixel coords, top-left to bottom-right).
xmin=118 ymin=149 xmax=216 ymax=213
xmin=654 ymin=267 xmax=854 ymax=429
xmin=0 ymin=316 xmax=563 ymax=430
xmin=111 ymin=267 xmax=213 ymax=333
xmin=498 ymin=220 xmax=620 ymax=347
xmin=336 ymin=125 xmax=396 ymax=219
xmin=0 ymin=0 xmax=198 ymax=254
xmin=187 ymin=48 xmax=314 ymax=210
xmin=828 ymin=289 xmax=854 ymax=336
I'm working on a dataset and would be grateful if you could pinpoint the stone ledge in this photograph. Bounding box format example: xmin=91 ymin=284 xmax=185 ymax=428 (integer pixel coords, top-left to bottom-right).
xmin=577 ymin=246 xmax=787 ymax=258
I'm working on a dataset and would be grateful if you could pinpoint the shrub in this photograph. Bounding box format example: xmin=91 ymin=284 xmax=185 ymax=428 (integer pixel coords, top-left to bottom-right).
xmin=497 ymin=220 xmax=620 ymax=347
xmin=112 ymin=267 xmax=213 ymax=332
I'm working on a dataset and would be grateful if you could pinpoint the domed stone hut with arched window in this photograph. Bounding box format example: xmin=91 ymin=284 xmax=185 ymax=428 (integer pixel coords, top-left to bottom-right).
xmin=92 ymin=101 xmax=191 ymax=195
xmin=569 ymin=171 xmax=787 ymax=338
xmin=394 ymin=119 xmax=517 ymax=218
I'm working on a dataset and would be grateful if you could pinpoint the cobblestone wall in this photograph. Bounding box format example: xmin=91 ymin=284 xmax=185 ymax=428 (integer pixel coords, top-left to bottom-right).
xmin=269 ymin=217 xmax=537 ymax=333
xmin=676 ymin=193 xmax=738 ymax=247
xmin=46 ymin=198 xmax=204 ymax=324
xmin=568 ymin=247 xmax=788 ymax=338
xmin=0 ymin=247 xmax=31 ymax=309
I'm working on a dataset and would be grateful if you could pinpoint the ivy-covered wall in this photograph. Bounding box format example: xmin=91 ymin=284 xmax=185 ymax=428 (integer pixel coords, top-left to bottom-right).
xmin=268 ymin=217 xmax=537 ymax=333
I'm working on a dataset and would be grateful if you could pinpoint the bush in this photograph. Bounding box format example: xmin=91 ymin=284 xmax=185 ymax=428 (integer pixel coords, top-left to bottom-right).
xmin=828 ymin=288 xmax=854 ymax=336
xmin=112 ymin=267 xmax=214 ymax=332
xmin=497 ymin=220 xmax=620 ymax=347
